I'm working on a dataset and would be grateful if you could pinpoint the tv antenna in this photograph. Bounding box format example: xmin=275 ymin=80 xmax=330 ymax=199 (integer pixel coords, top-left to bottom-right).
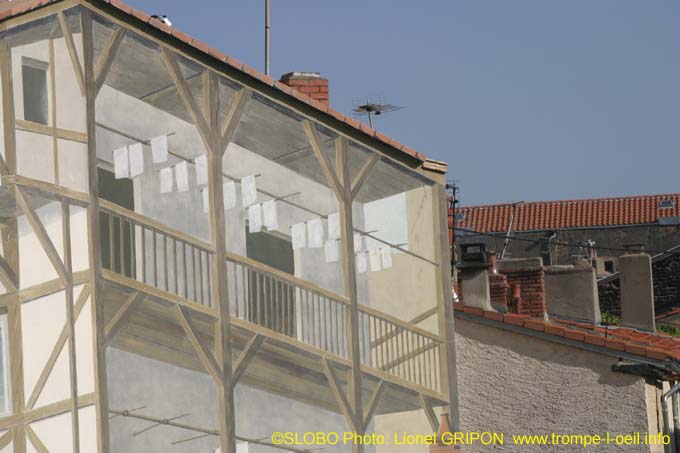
xmin=352 ymin=95 xmax=403 ymax=128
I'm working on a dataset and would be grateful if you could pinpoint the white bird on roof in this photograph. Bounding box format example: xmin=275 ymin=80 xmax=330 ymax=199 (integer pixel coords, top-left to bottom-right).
xmin=151 ymin=14 xmax=172 ymax=27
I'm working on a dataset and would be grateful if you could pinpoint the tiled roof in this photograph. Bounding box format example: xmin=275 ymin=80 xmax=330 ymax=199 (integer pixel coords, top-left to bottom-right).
xmin=456 ymin=194 xmax=680 ymax=233
xmin=0 ymin=0 xmax=447 ymax=173
xmin=454 ymin=301 xmax=680 ymax=364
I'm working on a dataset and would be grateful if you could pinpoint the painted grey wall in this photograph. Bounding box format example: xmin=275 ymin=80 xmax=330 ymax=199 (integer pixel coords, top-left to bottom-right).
xmin=107 ymin=347 xmax=365 ymax=453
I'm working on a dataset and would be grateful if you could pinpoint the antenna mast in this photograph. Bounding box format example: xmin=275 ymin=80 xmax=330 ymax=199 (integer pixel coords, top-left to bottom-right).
xmin=352 ymin=95 xmax=403 ymax=128
xmin=265 ymin=0 xmax=270 ymax=75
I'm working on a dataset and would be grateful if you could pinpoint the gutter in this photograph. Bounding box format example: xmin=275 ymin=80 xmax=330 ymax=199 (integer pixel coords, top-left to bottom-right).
xmin=663 ymin=361 xmax=680 ymax=453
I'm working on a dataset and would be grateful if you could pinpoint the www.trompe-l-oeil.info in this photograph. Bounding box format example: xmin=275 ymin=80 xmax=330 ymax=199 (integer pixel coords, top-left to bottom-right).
xmin=269 ymin=431 xmax=671 ymax=447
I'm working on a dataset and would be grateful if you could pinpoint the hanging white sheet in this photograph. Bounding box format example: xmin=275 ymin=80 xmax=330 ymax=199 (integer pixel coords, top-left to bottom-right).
xmin=307 ymin=218 xmax=324 ymax=248
xmin=356 ymin=252 xmax=367 ymax=273
xmin=292 ymin=223 xmax=306 ymax=250
xmin=248 ymin=204 xmax=262 ymax=233
xmin=150 ymin=135 xmax=168 ymax=163
xmin=223 ymin=181 xmax=237 ymax=210
xmin=159 ymin=167 xmax=173 ymax=193
xmin=241 ymin=175 xmax=257 ymax=207
xmin=324 ymin=240 xmax=339 ymax=263
xmin=175 ymin=161 xmax=189 ymax=192
xmin=262 ymin=200 xmax=279 ymax=231
xmin=202 ymin=188 xmax=209 ymax=213
xmin=380 ymin=247 xmax=393 ymax=269
xmin=369 ymin=249 xmax=382 ymax=272
xmin=113 ymin=146 xmax=129 ymax=179
xmin=128 ymin=143 xmax=144 ymax=177
xmin=327 ymin=212 xmax=340 ymax=240
xmin=195 ymin=154 xmax=208 ymax=186
xmin=353 ymin=233 xmax=363 ymax=252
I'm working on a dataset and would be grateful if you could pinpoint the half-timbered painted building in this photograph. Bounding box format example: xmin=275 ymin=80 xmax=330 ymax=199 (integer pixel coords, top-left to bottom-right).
xmin=0 ymin=0 xmax=457 ymax=452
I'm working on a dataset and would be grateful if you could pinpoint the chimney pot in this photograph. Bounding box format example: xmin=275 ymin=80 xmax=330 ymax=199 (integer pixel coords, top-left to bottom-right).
xmin=279 ymin=72 xmax=329 ymax=106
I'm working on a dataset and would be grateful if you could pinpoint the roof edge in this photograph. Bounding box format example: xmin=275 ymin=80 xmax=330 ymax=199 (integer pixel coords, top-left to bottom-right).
xmin=0 ymin=0 xmax=446 ymax=172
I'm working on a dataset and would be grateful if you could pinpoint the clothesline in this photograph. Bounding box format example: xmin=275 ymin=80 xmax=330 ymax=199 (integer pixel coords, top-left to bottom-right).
xmin=95 ymin=122 xmax=437 ymax=267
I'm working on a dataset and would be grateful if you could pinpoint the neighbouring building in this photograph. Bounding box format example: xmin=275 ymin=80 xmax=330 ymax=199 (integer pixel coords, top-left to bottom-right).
xmin=599 ymin=244 xmax=680 ymax=323
xmin=454 ymin=194 xmax=680 ymax=276
xmin=0 ymin=1 xmax=457 ymax=452
xmin=452 ymin=253 xmax=680 ymax=453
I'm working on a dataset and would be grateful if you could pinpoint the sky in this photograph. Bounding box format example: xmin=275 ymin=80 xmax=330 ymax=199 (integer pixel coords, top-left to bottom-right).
xmin=125 ymin=0 xmax=680 ymax=206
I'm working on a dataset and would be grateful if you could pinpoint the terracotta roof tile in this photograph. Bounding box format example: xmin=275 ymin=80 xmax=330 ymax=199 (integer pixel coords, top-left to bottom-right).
xmin=458 ymin=194 xmax=680 ymax=233
xmin=454 ymin=301 xmax=680 ymax=363
xmin=0 ymin=0 xmax=444 ymax=172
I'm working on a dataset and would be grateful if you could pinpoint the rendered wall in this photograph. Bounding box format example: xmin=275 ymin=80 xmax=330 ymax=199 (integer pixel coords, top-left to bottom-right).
xmin=454 ymin=318 xmax=650 ymax=452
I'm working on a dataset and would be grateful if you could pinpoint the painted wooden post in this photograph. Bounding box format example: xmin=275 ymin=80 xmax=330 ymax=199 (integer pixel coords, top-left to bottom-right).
xmin=432 ymin=183 xmax=460 ymax=431
xmin=0 ymin=38 xmax=26 ymax=453
xmin=82 ymin=8 xmax=111 ymax=452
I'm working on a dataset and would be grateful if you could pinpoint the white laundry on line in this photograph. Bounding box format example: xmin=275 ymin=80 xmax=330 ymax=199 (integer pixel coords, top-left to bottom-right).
xmin=150 ymin=135 xmax=168 ymax=163
xmin=327 ymin=212 xmax=340 ymax=240
xmin=307 ymin=218 xmax=324 ymax=248
xmin=353 ymin=233 xmax=363 ymax=252
xmin=128 ymin=143 xmax=144 ymax=177
xmin=248 ymin=204 xmax=262 ymax=233
xmin=159 ymin=167 xmax=173 ymax=193
xmin=292 ymin=223 xmax=306 ymax=250
xmin=113 ymin=146 xmax=129 ymax=179
xmin=223 ymin=181 xmax=237 ymax=210
xmin=241 ymin=175 xmax=257 ymax=207
xmin=175 ymin=161 xmax=189 ymax=192
xmin=380 ymin=247 xmax=393 ymax=269
xmin=194 ymin=154 xmax=208 ymax=186
xmin=324 ymin=240 xmax=339 ymax=263
xmin=369 ymin=249 xmax=382 ymax=272
xmin=262 ymin=200 xmax=278 ymax=231
xmin=356 ymin=252 xmax=367 ymax=273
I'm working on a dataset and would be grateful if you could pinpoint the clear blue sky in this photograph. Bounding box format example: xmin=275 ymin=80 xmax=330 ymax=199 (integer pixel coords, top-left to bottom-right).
xmin=126 ymin=0 xmax=680 ymax=206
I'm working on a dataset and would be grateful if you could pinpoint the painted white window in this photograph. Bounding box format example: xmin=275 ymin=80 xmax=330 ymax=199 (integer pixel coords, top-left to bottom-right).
xmin=21 ymin=57 xmax=49 ymax=125
xmin=0 ymin=313 xmax=10 ymax=415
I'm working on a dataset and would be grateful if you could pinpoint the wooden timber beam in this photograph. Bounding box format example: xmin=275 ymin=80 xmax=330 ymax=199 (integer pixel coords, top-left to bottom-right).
xmin=81 ymin=8 xmax=111 ymax=451
xmin=94 ymin=27 xmax=126 ymax=96
xmin=26 ymin=285 xmax=90 ymax=410
xmin=160 ymin=48 xmax=212 ymax=153
xmin=232 ymin=334 xmax=264 ymax=387
xmin=219 ymin=88 xmax=252 ymax=154
xmin=175 ymin=305 xmax=222 ymax=385
xmin=0 ymin=37 xmax=24 ymax=453
xmin=0 ymin=254 xmax=18 ymax=292
xmin=362 ymin=380 xmax=386 ymax=432
xmin=0 ymin=41 xmax=14 ymax=176
xmin=419 ymin=394 xmax=439 ymax=432
xmin=15 ymin=188 xmax=68 ymax=284
xmin=25 ymin=425 xmax=48 ymax=453
xmin=432 ymin=183 xmax=460 ymax=430
xmin=61 ymin=201 xmax=80 ymax=453
xmin=58 ymin=11 xmax=85 ymax=97
xmin=0 ymin=393 xmax=96 ymax=431
xmin=0 ymin=430 xmax=11 ymax=449
xmin=303 ymin=120 xmax=343 ymax=200
xmin=335 ymin=138 xmax=366 ymax=451
xmin=350 ymin=154 xmax=379 ymax=201
xmin=203 ymin=69 xmax=238 ymax=453
xmin=104 ymin=291 xmax=144 ymax=342
xmin=321 ymin=358 xmax=360 ymax=433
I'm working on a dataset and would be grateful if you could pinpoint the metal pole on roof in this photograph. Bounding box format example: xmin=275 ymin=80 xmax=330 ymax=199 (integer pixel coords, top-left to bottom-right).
xmin=265 ymin=0 xmax=270 ymax=75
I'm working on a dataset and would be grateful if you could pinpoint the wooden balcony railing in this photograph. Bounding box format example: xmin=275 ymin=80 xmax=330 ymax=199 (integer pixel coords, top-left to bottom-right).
xmin=99 ymin=201 xmax=443 ymax=393
xmin=99 ymin=200 xmax=214 ymax=307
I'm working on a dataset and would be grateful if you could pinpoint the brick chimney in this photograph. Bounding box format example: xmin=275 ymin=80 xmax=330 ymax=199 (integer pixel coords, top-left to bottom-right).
xmin=279 ymin=72 xmax=329 ymax=105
